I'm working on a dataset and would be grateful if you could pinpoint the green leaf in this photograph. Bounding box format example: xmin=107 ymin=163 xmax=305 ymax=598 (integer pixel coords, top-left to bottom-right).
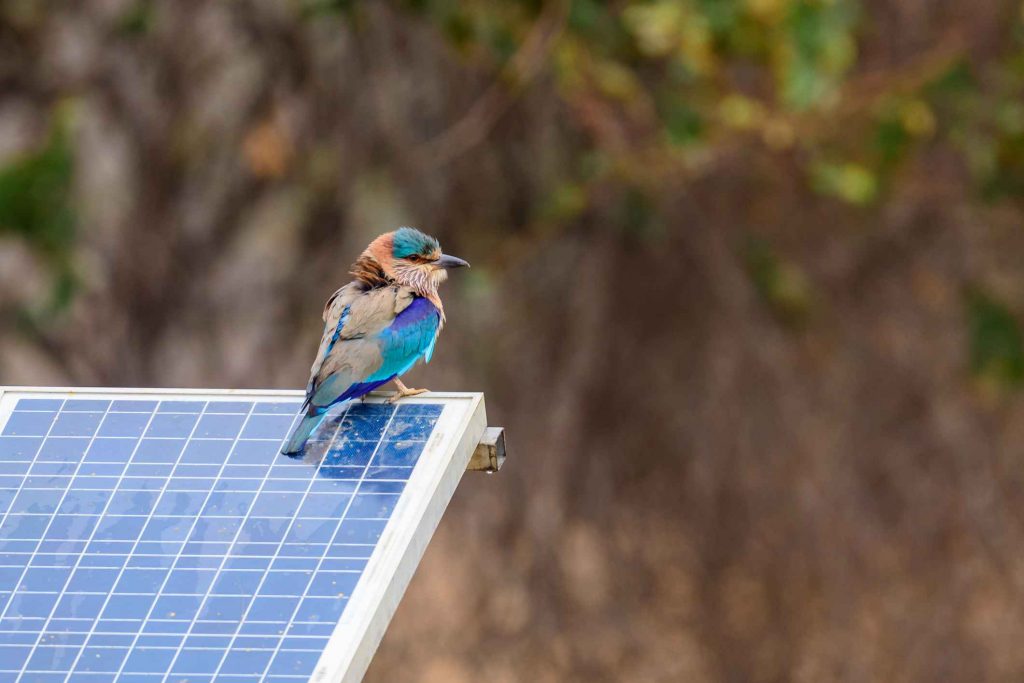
xmin=540 ymin=182 xmax=588 ymax=221
xmin=811 ymin=161 xmax=878 ymax=205
xmin=780 ymin=0 xmax=858 ymax=109
xmin=0 ymin=111 xmax=78 ymax=314
xmin=116 ymin=1 xmax=154 ymax=36
xmin=658 ymin=96 xmax=704 ymax=147
xmin=743 ymin=237 xmax=813 ymax=327
xmin=300 ymin=0 xmax=356 ymax=18
xmin=875 ymin=116 xmax=911 ymax=166
xmin=966 ymin=289 xmax=1024 ymax=389
xmin=925 ymin=59 xmax=976 ymax=98
xmin=442 ymin=9 xmax=474 ymax=49
xmin=697 ymin=0 xmax=742 ymax=35
xmin=568 ymin=0 xmax=601 ymax=33
xmin=615 ymin=188 xmax=663 ymax=244
xmin=0 ymin=118 xmax=75 ymax=257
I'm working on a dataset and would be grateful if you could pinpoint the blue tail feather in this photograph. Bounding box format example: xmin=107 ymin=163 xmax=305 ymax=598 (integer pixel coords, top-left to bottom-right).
xmin=285 ymin=376 xmax=395 ymax=455
xmin=281 ymin=410 xmax=326 ymax=455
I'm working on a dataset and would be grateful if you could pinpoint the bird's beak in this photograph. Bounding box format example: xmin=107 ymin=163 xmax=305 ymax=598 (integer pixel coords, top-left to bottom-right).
xmin=436 ymin=254 xmax=470 ymax=270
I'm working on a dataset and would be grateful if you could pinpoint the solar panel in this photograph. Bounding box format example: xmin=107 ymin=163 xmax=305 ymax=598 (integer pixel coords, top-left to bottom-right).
xmin=0 ymin=387 xmax=487 ymax=683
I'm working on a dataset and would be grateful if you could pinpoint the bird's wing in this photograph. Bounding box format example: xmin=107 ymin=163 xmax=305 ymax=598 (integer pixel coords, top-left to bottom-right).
xmin=372 ymin=296 xmax=442 ymax=376
xmin=306 ymin=282 xmax=363 ymax=395
xmin=308 ymin=288 xmax=440 ymax=411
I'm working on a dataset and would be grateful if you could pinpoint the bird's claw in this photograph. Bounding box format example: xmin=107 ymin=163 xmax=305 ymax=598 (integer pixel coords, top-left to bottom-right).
xmin=387 ymin=378 xmax=429 ymax=403
xmin=386 ymin=387 xmax=429 ymax=404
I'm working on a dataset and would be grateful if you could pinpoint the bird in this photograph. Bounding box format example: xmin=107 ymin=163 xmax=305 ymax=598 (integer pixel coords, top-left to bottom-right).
xmin=281 ymin=227 xmax=469 ymax=455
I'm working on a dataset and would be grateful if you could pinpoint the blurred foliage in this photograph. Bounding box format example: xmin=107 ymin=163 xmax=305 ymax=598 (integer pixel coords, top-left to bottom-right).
xmin=116 ymin=0 xmax=154 ymax=36
xmin=0 ymin=109 xmax=76 ymax=312
xmin=743 ymin=236 xmax=813 ymax=327
xmin=0 ymin=116 xmax=74 ymax=257
xmin=811 ymin=160 xmax=878 ymax=205
xmin=1 ymin=0 xmax=1023 ymax=346
xmin=388 ymin=0 xmax=1022 ymax=233
xmin=967 ymin=288 xmax=1024 ymax=392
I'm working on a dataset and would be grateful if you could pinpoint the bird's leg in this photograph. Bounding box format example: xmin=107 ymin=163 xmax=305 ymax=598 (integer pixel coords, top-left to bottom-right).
xmin=387 ymin=378 xmax=429 ymax=403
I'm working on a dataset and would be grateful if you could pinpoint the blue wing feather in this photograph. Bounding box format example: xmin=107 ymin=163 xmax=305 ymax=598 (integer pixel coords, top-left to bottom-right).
xmin=367 ymin=297 xmax=441 ymax=382
xmin=323 ymin=305 xmax=354 ymax=364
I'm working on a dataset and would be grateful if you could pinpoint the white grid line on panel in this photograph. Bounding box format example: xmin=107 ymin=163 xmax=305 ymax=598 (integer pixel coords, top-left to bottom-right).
xmin=248 ymin=406 xmax=402 ymax=682
xmin=152 ymin=403 xmax=334 ymax=682
xmin=205 ymin=406 xmax=365 ymax=681
xmin=0 ymin=476 xmax=412 ymax=489
xmin=107 ymin=401 xmax=264 ymax=683
xmin=13 ymin=400 xmax=158 ymax=683
xmin=0 ymin=399 xmax=65 ymax=570
xmin=47 ymin=401 xmax=179 ymax=683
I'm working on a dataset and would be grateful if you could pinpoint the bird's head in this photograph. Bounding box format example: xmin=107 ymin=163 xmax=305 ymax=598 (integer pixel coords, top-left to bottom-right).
xmin=354 ymin=227 xmax=469 ymax=295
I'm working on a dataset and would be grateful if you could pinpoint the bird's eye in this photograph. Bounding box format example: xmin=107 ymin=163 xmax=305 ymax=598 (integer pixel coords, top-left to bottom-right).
xmin=407 ymin=255 xmax=423 ymax=263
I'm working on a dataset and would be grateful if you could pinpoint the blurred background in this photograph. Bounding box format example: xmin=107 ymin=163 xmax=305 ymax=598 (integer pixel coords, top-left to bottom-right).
xmin=2 ymin=0 xmax=1024 ymax=680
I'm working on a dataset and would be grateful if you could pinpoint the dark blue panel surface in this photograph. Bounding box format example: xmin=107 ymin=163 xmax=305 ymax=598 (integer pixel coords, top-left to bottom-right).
xmin=0 ymin=396 xmax=444 ymax=682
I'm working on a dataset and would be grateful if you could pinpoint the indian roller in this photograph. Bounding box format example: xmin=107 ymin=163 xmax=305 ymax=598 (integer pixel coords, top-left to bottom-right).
xmin=281 ymin=227 xmax=469 ymax=454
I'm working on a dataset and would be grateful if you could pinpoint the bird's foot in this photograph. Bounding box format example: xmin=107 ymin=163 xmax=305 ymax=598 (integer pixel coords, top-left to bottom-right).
xmin=387 ymin=378 xmax=429 ymax=404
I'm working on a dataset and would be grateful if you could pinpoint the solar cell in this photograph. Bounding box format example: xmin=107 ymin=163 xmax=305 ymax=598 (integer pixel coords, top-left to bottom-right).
xmin=0 ymin=388 xmax=487 ymax=683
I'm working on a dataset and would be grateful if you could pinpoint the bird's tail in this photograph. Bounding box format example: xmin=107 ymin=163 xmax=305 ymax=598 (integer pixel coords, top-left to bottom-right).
xmin=281 ymin=406 xmax=326 ymax=455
